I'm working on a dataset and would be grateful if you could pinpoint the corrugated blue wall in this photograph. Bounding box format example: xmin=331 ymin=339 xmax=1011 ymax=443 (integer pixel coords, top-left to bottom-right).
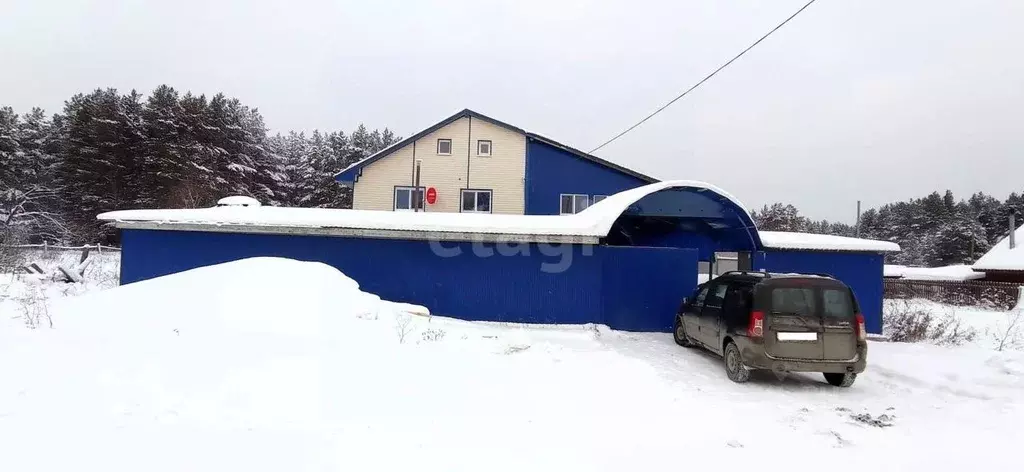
xmin=525 ymin=139 xmax=648 ymax=215
xmin=753 ymin=251 xmax=885 ymax=334
xmin=602 ymin=246 xmax=698 ymax=331
xmin=120 ymin=229 xmax=699 ymax=332
xmin=122 ymin=229 xmax=603 ymax=324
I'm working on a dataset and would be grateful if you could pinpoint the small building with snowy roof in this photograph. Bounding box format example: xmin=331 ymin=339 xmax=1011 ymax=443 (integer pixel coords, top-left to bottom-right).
xmin=972 ymin=222 xmax=1024 ymax=283
xmin=335 ymin=108 xmax=656 ymax=215
xmin=99 ymin=180 xmax=899 ymax=334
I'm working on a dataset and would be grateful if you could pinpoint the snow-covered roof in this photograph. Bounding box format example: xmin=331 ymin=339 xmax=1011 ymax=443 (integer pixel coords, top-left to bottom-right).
xmin=972 ymin=224 xmax=1024 ymax=272
xmin=759 ymin=231 xmax=901 ymax=253
xmin=98 ymin=181 xmax=901 ymax=254
xmin=98 ymin=180 xmax=747 ymax=244
xmin=216 ymin=196 xmax=262 ymax=207
xmin=884 ymin=264 xmax=983 ymax=281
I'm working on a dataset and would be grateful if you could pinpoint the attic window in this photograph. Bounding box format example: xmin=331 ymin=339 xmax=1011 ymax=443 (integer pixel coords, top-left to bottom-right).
xmin=477 ymin=140 xmax=492 ymax=156
xmin=437 ymin=139 xmax=452 ymax=155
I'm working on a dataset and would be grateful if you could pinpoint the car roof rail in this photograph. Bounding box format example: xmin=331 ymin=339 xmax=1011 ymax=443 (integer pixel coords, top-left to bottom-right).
xmin=718 ymin=270 xmax=771 ymax=278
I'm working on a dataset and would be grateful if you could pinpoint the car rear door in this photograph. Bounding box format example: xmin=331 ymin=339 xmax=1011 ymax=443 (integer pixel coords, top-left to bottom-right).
xmin=722 ymin=282 xmax=754 ymax=337
xmin=762 ymin=284 xmax=826 ymax=360
xmin=820 ymin=287 xmax=859 ymax=361
xmin=699 ymin=282 xmax=729 ymax=348
xmin=681 ymin=285 xmax=709 ymax=343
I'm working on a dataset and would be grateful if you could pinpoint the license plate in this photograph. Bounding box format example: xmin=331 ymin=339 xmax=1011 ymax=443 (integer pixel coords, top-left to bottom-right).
xmin=777 ymin=332 xmax=818 ymax=341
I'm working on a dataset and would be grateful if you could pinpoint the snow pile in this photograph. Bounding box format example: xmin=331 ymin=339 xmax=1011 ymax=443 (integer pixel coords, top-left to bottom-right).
xmin=1 ymin=257 xmax=1022 ymax=468
xmin=216 ymin=195 xmax=262 ymax=207
xmin=884 ymin=264 xmax=984 ymax=281
xmin=973 ymin=224 xmax=1024 ymax=272
xmin=760 ymin=231 xmax=901 ymax=253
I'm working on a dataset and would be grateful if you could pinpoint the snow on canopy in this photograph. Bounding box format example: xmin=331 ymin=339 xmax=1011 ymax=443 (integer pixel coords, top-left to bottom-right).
xmin=100 ymin=180 xmax=752 ymax=239
xmin=99 ymin=180 xmax=899 ymax=253
xmin=972 ymin=224 xmax=1024 ymax=272
xmin=216 ymin=195 xmax=262 ymax=207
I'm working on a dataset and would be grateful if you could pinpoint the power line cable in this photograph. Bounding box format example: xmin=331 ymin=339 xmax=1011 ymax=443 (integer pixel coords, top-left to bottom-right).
xmin=589 ymin=0 xmax=819 ymax=154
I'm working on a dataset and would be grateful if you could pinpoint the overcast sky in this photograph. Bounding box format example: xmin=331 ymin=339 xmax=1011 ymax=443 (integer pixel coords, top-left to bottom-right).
xmin=3 ymin=0 xmax=1022 ymax=221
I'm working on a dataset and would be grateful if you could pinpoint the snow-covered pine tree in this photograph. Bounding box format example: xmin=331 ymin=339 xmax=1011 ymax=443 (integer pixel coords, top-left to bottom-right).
xmin=13 ymin=108 xmax=63 ymax=241
xmin=267 ymin=131 xmax=313 ymax=207
xmin=304 ymin=130 xmax=341 ymax=208
xmin=751 ymin=203 xmax=809 ymax=232
xmin=175 ymin=92 xmax=219 ymax=207
xmin=0 ymin=107 xmax=19 ymax=189
xmin=142 ymin=85 xmax=190 ymax=207
xmin=967 ymin=192 xmax=1005 ymax=245
xmin=54 ymin=89 xmax=147 ymax=243
xmin=933 ymin=210 xmax=989 ymax=265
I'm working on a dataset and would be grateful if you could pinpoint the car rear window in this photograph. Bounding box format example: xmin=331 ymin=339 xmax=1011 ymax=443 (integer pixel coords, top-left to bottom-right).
xmin=770 ymin=288 xmax=816 ymax=316
xmin=822 ymin=288 xmax=855 ymax=319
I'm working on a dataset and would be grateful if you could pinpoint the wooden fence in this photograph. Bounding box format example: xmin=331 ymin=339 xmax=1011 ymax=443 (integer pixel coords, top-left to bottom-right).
xmin=884 ymin=279 xmax=1022 ymax=310
xmin=8 ymin=243 xmax=120 ymax=252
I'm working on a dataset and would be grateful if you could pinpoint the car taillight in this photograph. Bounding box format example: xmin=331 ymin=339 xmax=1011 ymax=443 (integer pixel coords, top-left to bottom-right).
xmin=855 ymin=313 xmax=866 ymax=341
xmin=748 ymin=311 xmax=764 ymax=338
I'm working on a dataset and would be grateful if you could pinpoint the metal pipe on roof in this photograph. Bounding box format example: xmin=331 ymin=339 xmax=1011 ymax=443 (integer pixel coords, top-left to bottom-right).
xmin=1010 ymin=209 xmax=1017 ymax=250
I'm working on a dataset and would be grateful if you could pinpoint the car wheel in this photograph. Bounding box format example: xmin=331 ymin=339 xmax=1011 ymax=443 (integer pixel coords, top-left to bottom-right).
xmin=824 ymin=372 xmax=857 ymax=387
xmin=673 ymin=317 xmax=692 ymax=347
xmin=724 ymin=342 xmax=750 ymax=383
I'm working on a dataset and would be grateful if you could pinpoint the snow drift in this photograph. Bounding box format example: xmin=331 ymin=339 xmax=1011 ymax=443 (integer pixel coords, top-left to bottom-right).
xmin=0 ymin=257 xmax=1020 ymax=469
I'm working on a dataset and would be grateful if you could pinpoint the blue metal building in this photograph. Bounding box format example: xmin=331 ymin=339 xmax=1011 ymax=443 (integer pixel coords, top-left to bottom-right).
xmin=101 ymin=181 xmax=898 ymax=334
xmin=523 ymin=135 xmax=654 ymax=215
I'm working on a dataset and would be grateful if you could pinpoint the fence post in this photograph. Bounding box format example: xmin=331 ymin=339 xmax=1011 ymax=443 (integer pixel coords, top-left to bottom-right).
xmin=43 ymin=241 xmax=47 ymax=253
xmin=97 ymin=243 xmax=101 ymax=254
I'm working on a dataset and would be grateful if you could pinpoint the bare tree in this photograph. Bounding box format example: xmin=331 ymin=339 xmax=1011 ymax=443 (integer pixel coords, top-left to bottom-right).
xmin=993 ymin=310 xmax=1023 ymax=352
xmin=1 ymin=184 xmax=66 ymax=271
xmin=394 ymin=313 xmax=413 ymax=344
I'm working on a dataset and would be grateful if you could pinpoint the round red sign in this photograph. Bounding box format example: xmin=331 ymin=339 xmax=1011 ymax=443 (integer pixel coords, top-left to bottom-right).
xmin=426 ymin=187 xmax=437 ymax=205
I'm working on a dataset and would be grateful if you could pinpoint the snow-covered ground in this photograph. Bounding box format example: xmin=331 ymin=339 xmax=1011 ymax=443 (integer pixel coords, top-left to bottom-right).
xmin=0 ymin=249 xmax=120 ymax=328
xmin=1 ymin=255 xmax=1021 ymax=469
xmin=884 ymin=297 xmax=1024 ymax=351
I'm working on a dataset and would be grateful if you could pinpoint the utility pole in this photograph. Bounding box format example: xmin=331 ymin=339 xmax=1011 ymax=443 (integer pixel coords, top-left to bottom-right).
xmin=855 ymin=200 xmax=861 ymax=238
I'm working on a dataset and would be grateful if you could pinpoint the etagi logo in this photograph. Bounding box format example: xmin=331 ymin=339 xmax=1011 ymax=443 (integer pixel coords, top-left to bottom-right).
xmin=427 ymin=234 xmax=594 ymax=274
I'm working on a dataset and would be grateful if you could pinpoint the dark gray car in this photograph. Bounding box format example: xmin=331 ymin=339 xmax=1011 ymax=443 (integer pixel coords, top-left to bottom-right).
xmin=674 ymin=271 xmax=867 ymax=387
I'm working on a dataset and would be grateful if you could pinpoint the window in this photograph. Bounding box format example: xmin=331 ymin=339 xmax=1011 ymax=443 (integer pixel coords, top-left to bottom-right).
xmin=559 ymin=194 xmax=590 ymax=215
xmin=477 ymin=140 xmax=492 ymax=156
xmin=704 ymin=283 xmax=729 ymax=309
xmin=394 ymin=186 xmax=424 ymax=212
xmin=723 ymin=284 xmax=753 ymax=323
xmin=461 ymin=189 xmax=492 ymax=213
xmin=436 ymin=139 xmax=452 ymax=155
xmin=771 ymin=288 xmax=816 ymax=316
xmin=692 ymin=285 xmax=710 ymax=308
xmin=822 ymin=288 xmax=855 ymax=319
xmin=592 ymin=195 xmax=609 ymax=204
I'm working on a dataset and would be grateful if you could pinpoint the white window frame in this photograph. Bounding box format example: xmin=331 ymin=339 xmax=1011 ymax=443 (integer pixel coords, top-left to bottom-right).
xmin=592 ymin=195 xmax=609 ymax=204
xmin=559 ymin=194 xmax=590 ymax=215
xmin=436 ymin=138 xmax=452 ymax=156
xmin=394 ymin=186 xmax=425 ymax=212
xmin=461 ymin=189 xmax=493 ymax=213
xmin=477 ymin=139 xmax=492 ymax=157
